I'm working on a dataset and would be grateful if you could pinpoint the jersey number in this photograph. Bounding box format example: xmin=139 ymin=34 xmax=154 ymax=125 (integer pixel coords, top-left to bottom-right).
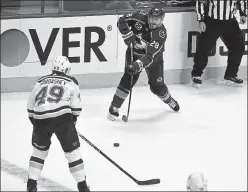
xmin=35 ymin=85 xmax=65 ymax=106
xmin=150 ymin=41 xmax=159 ymax=49
xmin=134 ymin=22 xmax=142 ymax=30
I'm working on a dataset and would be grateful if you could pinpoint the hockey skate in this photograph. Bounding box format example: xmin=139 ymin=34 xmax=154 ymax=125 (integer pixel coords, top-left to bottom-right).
xmin=78 ymin=180 xmax=90 ymax=192
xmin=222 ymin=76 xmax=243 ymax=87
xmin=166 ymin=97 xmax=180 ymax=112
xmin=27 ymin=179 xmax=37 ymax=192
xmin=107 ymin=104 xmax=119 ymax=121
xmin=192 ymin=76 xmax=202 ymax=88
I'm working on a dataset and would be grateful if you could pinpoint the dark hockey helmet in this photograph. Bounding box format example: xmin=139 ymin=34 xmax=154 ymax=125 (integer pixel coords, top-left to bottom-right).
xmin=148 ymin=8 xmax=165 ymax=29
xmin=148 ymin=7 xmax=165 ymax=18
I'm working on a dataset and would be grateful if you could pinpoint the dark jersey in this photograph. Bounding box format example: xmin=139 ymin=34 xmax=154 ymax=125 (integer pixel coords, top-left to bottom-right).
xmin=118 ymin=10 xmax=167 ymax=68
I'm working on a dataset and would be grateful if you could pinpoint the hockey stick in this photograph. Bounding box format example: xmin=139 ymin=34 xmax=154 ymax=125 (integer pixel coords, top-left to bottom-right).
xmin=122 ymin=75 xmax=133 ymax=122
xmin=77 ymin=131 xmax=160 ymax=186
xmin=122 ymin=44 xmax=134 ymax=122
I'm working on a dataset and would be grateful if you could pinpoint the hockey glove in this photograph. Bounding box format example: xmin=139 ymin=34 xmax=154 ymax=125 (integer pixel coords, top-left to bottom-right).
xmin=123 ymin=33 xmax=136 ymax=47
xmin=127 ymin=60 xmax=143 ymax=75
xmin=240 ymin=16 xmax=247 ymax=24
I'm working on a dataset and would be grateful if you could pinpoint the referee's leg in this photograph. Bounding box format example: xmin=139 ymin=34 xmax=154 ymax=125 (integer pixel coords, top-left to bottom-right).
xmin=191 ymin=19 xmax=221 ymax=78
xmin=222 ymin=19 xmax=245 ymax=79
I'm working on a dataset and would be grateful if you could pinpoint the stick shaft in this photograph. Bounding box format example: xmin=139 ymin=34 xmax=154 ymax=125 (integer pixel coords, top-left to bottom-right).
xmin=125 ymin=44 xmax=134 ymax=120
xmin=77 ymin=131 xmax=139 ymax=184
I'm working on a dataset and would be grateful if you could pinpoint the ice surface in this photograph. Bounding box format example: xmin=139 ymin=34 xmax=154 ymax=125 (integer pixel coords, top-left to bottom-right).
xmin=1 ymin=82 xmax=247 ymax=191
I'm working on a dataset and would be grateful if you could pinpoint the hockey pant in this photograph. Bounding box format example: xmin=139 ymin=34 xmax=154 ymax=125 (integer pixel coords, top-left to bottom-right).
xmin=28 ymin=121 xmax=85 ymax=183
xmin=111 ymin=48 xmax=172 ymax=108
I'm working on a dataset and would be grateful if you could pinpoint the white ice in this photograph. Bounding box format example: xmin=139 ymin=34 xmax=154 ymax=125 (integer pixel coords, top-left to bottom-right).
xmin=1 ymin=82 xmax=247 ymax=191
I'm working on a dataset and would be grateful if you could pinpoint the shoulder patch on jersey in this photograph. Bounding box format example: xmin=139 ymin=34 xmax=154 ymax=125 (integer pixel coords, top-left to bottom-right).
xmin=159 ymin=30 xmax=165 ymax=38
xmin=150 ymin=25 xmax=167 ymax=43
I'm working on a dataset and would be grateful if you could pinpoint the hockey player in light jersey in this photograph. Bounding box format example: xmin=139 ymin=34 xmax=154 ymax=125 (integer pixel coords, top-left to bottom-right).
xmin=27 ymin=56 xmax=90 ymax=192
xmin=187 ymin=173 xmax=208 ymax=191
xmin=108 ymin=8 xmax=180 ymax=121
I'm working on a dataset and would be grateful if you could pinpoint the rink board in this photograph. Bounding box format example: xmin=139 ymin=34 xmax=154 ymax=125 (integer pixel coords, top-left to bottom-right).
xmin=1 ymin=12 xmax=247 ymax=92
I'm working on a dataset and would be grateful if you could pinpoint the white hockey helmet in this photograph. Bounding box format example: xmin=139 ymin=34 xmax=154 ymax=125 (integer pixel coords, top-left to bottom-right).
xmin=187 ymin=173 xmax=208 ymax=191
xmin=52 ymin=56 xmax=71 ymax=75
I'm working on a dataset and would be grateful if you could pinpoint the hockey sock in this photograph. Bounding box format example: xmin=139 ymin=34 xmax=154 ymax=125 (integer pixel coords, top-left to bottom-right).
xmin=65 ymin=148 xmax=85 ymax=182
xmin=28 ymin=148 xmax=49 ymax=180
xmin=112 ymin=85 xmax=129 ymax=108
xmin=158 ymin=90 xmax=171 ymax=103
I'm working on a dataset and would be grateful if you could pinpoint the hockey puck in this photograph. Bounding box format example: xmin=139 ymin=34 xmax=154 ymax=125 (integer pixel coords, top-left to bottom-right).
xmin=114 ymin=143 xmax=120 ymax=147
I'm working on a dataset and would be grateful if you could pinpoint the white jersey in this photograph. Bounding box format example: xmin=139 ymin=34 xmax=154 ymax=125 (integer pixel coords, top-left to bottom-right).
xmin=27 ymin=73 xmax=82 ymax=122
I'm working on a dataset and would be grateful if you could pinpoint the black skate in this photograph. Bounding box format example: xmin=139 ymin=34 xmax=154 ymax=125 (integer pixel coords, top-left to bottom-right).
xmin=192 ymin=76 xmax=202 ymax=88
xmin=223 ymin=76 xmax=243 ymax=87
xmin=27 ymin=179 xmax=37 ymax=192
xmin=107 ymin=104 xmax=119 ymax=121
xmin=167 ymin=97 xmax=180 ymax=112
xmin=78 ymin=180 xmax=90 ymax=192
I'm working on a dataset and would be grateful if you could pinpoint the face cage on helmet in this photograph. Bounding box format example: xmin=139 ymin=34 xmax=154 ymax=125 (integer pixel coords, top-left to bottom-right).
xmin=65 ymin=67 xmax=71 ymax=74
xmin=53 ymin=65 xmax=71 ymax=75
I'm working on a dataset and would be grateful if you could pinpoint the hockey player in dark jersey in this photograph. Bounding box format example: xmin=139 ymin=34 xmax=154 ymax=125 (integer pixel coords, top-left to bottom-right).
xmin=27 ymin=56 xmax=90 ymax=192
xmin=107 ymin=8 xmax=180 ymax=121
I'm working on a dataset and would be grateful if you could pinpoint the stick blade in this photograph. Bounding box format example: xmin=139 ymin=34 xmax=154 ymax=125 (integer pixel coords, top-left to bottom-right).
xmin=138 ymin=178 xmax=160 ymax=185
xmin=122 ymin=115 xmax=128 ymax=122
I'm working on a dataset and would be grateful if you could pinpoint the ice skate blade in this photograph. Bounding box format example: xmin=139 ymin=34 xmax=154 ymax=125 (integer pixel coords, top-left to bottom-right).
xmin=107 ymin=113 xmax=117 ymax=121
xmin=220 ymin=80 xmax=243 ymax=87
xmin=192 ymin=82 xmax=201 ymax=89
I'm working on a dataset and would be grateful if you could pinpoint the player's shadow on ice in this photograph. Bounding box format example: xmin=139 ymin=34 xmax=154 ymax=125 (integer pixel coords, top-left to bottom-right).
xmin=127 ymin=109 xmax=175 ymax=123
xmin=1 ymin=159 xmax=72 ymax=191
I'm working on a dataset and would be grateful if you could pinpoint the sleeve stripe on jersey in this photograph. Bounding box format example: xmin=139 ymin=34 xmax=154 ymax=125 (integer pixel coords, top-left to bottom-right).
xmin=71 ymin=107 xmax=82 ymax=112
xmin=72 ymin=111 xmax=81 ymax=116
xmin=28 ymin=113 xmax=34 ymax=117
xmin=27 ymin=109 xmax=34 ymax=117
xmin=71 ymin=107 xmax=82 ymax=116
xmin=122 ymin=31 xmax=133 ymax=40
xmin=28 ymin=109 xmax=34 ymax=113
